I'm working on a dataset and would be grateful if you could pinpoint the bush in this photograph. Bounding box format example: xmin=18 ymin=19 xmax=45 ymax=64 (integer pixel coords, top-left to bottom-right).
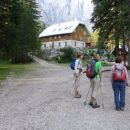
xmin=36 ymin=49 xmax=52 ymax=61
xmin=58 ymin=47 xmax=76 ymax=63
xmin=51 ymin=47 xmax=76 ymax=63
xmin=36 ymin=47 xmax=76 ymax=63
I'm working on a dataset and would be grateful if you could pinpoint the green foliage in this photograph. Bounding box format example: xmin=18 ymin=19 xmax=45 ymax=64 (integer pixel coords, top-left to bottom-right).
xmin=0 ymin=62 xmax=34 ymax=81
xmin=91 ymin=0 xmax=129 ymax=34
xmin=37 ymin=47 xmax=76 ymax=63
xmin=97 ymin=35 xmax=106 ymax=49
xmin=0 ymin=0 xmax=41 ymax=63
xmin=91 ymin=30 xmax=99 ymax=46
xmin=36 ymin=49 xmax=52 ymax=61
xmin=91 ymin=0 xmax=129 ymax=50
xmin=58 ymin=47 xmax=76 ymax=63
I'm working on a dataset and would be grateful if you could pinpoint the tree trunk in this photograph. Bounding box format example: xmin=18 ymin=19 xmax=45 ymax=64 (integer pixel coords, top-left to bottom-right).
xmin=122 ymin=28 xmax=126 ymax=66
xmin=128 ymin=0 xmax=130 ymax=69
xmin=115 ymin=31 xmax=119 ymax=56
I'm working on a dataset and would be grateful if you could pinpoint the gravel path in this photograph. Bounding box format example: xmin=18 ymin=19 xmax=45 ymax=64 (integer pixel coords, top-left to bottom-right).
xmin=0 ymin=58 xmax=130 ymax=130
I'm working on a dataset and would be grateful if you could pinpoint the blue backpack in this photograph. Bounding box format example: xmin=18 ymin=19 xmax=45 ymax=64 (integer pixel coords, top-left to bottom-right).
xmin=70 ymin=58 xmax=76 ymax=70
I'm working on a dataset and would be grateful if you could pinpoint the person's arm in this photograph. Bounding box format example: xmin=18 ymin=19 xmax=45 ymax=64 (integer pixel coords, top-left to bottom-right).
xmin=124 ymin=67 xmax=129 ymax=86
xmin=99 ymin=67 xmax=102 ymax=76
xmin=110 ymin=66 xmax=114 ymax=85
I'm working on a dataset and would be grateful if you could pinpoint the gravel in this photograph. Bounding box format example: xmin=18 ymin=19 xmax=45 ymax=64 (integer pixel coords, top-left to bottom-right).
xmin=0 ymin=58 xmax=130 ymax=130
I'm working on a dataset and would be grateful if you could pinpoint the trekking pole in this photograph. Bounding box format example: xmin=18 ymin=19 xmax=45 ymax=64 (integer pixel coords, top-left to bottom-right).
xmin=99 ymin=82 xmax=104 ymax=109
xmin=84 ymin=86 xmax=91 ymax=106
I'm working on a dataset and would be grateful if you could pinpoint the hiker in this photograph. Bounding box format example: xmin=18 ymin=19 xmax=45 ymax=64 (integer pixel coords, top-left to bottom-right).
xmin=111 ymin=56 xmax=128 ymax=111
xmin=87 ymin=54 xmax=102 ymax=108
xmin=73 ymin=52 xmax=84 ymax=98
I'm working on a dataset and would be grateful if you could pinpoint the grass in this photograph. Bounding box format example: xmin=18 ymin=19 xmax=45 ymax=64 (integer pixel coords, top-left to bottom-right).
xmin=59 ymin=59 xmax=88 ymax=68
xmin=0 ymin=62 xmax=34 ymax=81
xmin=102 ymin=62 xmax=113 ymax=67
xmin=82 ymin=59 xmax=88 ymax=67
xmin=59 ymin=59 xmax=113 ymax=69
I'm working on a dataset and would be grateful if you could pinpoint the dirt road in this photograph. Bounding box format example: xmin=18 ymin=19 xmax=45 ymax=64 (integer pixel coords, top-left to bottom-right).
xmin=0 ymin=58 xmax=130 ymax=130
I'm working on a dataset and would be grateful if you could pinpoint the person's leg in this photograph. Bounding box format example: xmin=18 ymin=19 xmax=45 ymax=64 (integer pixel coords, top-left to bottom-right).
xmin=120 ymin=82 xmax=126 ymax=110
xmin=113 ymin=81 xmax=120 ymax=110
xmin=91 ymin=78 xmax=100 ymax=108
xmin=77 ymin=74 xmax=81 ymax=95
xmin=74 ymin=73 xmax=81 ymax=98
xmin=89 ymin=79 xmax=94 ymax=105
xmin=90 ymin=79 xmax=94 ymax=96
xmin=94 ymin=78 xmax=100 ymax=98
xmin=93 ymin=78 xmax=100 ymax=106
xmin=74 ymin=73 xmax=78 ymax=96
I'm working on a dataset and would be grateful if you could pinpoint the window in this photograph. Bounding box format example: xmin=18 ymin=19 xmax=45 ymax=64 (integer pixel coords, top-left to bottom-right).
xmin=68 ymin=26 xmax=72 ymax=29
xmin=50 ymin=44 xmax=52 ymax=49
xmin=74 ymin=42 xmax=77 ymax=46
xmin=52 ymin=42 xmax=54 ymax=49
xmin=80 ymin=37 xmax=83 ymax=41
xmin=58 ymin=35 xmax=61 ymax=38
xmin=53 ymin=29 xmax=56 ymax=32
xmin=65 ymin=26 xmax=72 ymax=30
xmin=44 ymin=44 xmax=46 ymax=49
xmin=65 ymin=42 xmax=67 ymax=47
xmin=65 ymin=27 xmax=68 ymax=30
xmin=83 ymin=43 xmax=85 ymax=47
xmin=59 ymin=42 xmax=61 ymax=47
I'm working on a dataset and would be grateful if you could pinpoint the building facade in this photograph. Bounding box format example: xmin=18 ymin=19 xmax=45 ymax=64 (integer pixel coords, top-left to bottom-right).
xmin=39 ymin=21 xmax=91 ymax=49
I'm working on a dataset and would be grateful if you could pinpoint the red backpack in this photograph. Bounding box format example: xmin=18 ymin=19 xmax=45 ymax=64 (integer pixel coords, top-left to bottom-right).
xmin=86 ymin=60 xmax=96 ymax=79
xmin=113 ymin=65 xmax=126 ymax=81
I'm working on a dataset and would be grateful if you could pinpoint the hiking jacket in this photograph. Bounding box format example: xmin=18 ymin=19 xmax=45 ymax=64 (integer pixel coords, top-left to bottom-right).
xmin=111 ymin=63 xmax=128 ymax=84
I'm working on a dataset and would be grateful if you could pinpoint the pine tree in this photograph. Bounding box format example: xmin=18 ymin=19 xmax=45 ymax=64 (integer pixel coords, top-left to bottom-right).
xmin=91 ymin=0 xmax=129 ymax=50
xmin=92 ymin=0 xmax=128 ymax=34
xmin=128 ymin=0 xmax=130 ymax=68
xmin=0 ymin=0 xmax=41 ymax=63
xmin=0 ymin=0 xmax=20 ymax=59
xmin=11 ymin=0 xmax=40 ymax=63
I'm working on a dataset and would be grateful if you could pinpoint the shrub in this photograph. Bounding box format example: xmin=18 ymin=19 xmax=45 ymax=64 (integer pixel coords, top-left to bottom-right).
xmin=58 ymin=47 xmax=76 ymax=63
xmin=36 ymin=49 xmax=51 ymax=61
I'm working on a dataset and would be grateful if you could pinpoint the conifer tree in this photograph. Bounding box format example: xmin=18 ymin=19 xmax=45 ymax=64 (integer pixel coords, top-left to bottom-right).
xmin=0 ymin=0 xmax=41 ymax=63
xmin=91 ymin=0 xmax=129 ymax=57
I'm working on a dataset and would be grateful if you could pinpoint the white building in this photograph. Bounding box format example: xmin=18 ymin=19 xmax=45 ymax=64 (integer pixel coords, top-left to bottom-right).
xmin=39 ymin=21 xmax=91 ymax=49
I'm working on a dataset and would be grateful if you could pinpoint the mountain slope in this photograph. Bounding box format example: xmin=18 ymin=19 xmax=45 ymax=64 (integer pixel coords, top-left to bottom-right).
xmin=36 ymin=0 xmax=93 ymax=31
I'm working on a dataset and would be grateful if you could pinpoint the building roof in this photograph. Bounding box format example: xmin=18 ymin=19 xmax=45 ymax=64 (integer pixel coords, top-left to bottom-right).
xmin=39 ymin=21 xmax=86 ymax=38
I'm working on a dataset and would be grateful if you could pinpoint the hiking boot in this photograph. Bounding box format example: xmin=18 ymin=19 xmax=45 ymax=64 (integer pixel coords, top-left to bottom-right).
xmin=120 ymin=107 xmax=124 ymax=111
xmin=74 ymin=94 xmax=81 ymax=98
xmin=89 ymin=101 xmax=93 ymax=106
xmin=115 ymin=108 xmax=120 ymax=111
xmin=74 ymin=91 xmax=81 ymax=98
xmin=92 ymin=103 xmax=100 ymax=108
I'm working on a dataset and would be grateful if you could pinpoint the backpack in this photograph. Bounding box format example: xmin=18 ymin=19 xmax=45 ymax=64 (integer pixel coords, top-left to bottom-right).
xmin=113 ymin=65 xmax=126 ymax=81
xmin=86 ymin=60 xmax=97 ymax=79
xmin=70 ymin=58 xmax=76 ymax=70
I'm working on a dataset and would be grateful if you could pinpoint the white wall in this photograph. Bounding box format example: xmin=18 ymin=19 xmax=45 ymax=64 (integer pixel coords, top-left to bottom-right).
xmin=41 ymin=40 xmax=85 ymax=50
